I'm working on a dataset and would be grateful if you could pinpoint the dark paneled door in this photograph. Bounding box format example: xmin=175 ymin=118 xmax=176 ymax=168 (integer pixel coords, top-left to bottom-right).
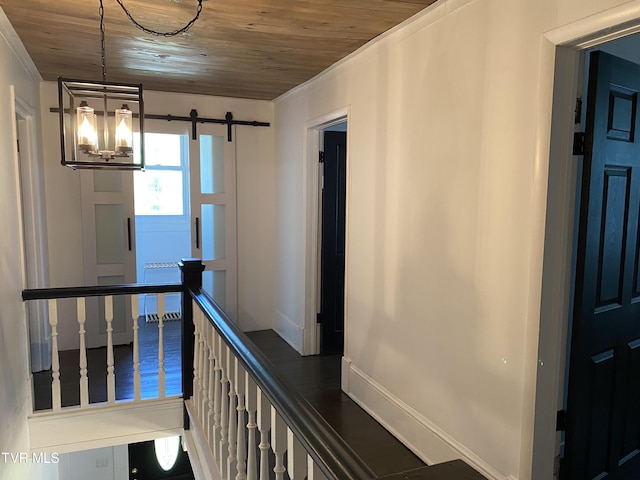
xmin=320 ymin=131 xmax=347 ymax=355
xmin=564 ymin=50 xmax=640 ymax=479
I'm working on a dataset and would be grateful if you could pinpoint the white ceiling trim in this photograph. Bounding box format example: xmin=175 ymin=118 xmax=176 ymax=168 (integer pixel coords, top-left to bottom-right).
xmin=0 ymin=6 xmax=41 ymax=83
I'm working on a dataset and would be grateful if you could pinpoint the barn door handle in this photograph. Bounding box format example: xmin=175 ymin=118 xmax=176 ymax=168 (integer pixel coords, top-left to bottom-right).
xmin=195 ymin=217 xmax=200 ymax=249
xmin=127 ymin=218 xmax=132 ymax=251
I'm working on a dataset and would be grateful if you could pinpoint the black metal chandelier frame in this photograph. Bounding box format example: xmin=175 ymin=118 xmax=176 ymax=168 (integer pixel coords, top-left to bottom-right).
xmin=58 ymin=78 xmax=145 ymax=170
xmin=58 ymin=0 xmax=204 ymax=170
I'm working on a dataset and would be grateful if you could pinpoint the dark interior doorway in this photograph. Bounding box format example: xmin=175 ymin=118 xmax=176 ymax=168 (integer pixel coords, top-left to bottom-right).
xmin=319 ymin=127 xmax=347 ymax=355
xmin=562 ymin=49 xmax=640 ymax=479
xmin=128 ymin=437 xmax=194 ymax=480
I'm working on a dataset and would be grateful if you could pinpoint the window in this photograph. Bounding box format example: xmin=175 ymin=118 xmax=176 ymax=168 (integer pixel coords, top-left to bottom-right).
xmin=154 ymin=435 xmax=181 ymax=471
xmin=133 ymin=133 xmax=189 ymax=216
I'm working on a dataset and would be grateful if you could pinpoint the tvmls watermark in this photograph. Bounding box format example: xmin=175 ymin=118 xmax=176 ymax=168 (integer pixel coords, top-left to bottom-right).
xmin=1 ymin=452 xmax=60 ymax=464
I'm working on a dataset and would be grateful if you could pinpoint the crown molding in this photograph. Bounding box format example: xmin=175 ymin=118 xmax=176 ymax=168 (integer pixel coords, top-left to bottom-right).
xmin=0 ymin=7 xmax=42 ymax=83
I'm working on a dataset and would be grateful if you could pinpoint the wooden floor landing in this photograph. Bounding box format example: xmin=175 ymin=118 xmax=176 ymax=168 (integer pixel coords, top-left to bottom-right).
xmin=32 ymin=319 xmax=182 ymax=410
xmin=32 ymin=325 xmax=484 ymax=478
xmin=245 ymin=329 xmax=426 ymax=478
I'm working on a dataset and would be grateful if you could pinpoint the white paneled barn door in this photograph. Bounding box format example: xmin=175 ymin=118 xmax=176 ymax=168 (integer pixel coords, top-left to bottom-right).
xmin=189 ymin=123 xmax=237 ymax=321
xmin=80 ymin=169 xmax=136 ymax=348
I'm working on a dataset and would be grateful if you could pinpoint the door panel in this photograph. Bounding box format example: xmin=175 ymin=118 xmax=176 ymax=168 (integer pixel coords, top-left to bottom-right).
xmin=190 ymin=125 xmax=237 ymax=319
xmin=133 ymin=122 xmax=190 ymax=320
xmin=81 ymin=169 xmax=135 ymax=348
xmin=319 ymin=131 xmax=346 ymax=355
xmin=200 ymin=203 xmax=226 ymax=260
xmin=564 ymin=50 xmax=640 ymax=479
xmin=203 ymin=270 xmax=227 ymax=312
xmin=95 ymin=204 xmax=126 ymax=264
xmin=199 ymin=133 xmax=226 ymax=194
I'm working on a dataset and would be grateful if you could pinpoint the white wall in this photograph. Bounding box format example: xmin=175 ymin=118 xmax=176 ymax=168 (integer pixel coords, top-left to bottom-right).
xmin=41 ymin=84 xmax=275 ymax=349
xmin=57 ymin=445 xmax=127 ymax=480
xmin=0 ymin=7 xmax=57 ymax=480
xmin=272 ymin=0 xmax=634 ymax=479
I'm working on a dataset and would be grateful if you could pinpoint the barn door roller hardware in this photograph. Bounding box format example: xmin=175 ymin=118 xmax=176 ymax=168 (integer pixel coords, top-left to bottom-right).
xmin=52 ymin=107 xmax=270 ymax=143
xmin=147 ymin=110 xmax=270 ymax=142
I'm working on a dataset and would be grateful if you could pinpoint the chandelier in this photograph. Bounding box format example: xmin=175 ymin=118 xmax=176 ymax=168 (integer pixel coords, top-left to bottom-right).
xmin=58 ymin=0 xmax=204 ymax=170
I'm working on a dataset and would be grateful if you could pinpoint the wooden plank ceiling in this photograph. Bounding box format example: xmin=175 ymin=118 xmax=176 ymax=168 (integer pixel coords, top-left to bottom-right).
xmin=0 ymin=0 xmax=437 ymax=100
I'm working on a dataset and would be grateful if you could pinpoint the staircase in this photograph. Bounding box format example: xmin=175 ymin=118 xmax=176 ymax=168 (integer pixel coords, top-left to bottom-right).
xmin=22 ymin=259 xmax=488 ymax=480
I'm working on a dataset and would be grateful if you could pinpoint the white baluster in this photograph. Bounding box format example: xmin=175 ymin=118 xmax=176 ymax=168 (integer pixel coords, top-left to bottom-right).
xmin=212 ymin=331 xmax=223 ymax=461
xmin=157 ymin=293 xmax=165 ymax=398
xmin=235 ymin=361 xmax=248 ymax=480
xmin=131 ymin=295 xmax=141 ymax=401
xmin=200 ymin=319 xmax=210 ymax=427
xmin=77 ymin=298 xmax=89 ymax=407
xmin=105 ymin=296 xmax=115 ymax=404
xmin=192 ymin=303 xmax=202 ymax=413
xmin=227 ymin=347 xmax=238 ymax=480
xmin=271 ymin=407 xmax=287 ymax=480
xmin=245 ymin=375 xmax=258 ymax=480
xmin=287 ymin=428 xmax=307 ymax=480
xmin=219 ymin=341 xmax=229 ymax=479
xmin=48 ymin=299 xmax=61 ymax=411
xmin=307 ymin=455 xmax=328 ymax=480
xmin=235 ymin=360 xmax=247 ymax=480
xmin=197 ymin=314 xmax=209 ymax=424
xmin=256 ymin=388 xmax=271 ymax=480
xmin=207 ymin=323 xmax=216 ymax=444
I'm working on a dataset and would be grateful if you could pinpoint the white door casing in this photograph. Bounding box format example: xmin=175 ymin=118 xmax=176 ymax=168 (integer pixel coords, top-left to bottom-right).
xmin=11 ymin=86 xmax=51 ymax=371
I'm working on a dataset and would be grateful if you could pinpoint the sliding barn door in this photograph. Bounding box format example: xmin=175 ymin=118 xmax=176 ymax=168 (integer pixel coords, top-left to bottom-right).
xmin=80 ymin=169 xmax=136 ymax=348
xmin=189 ymin=124 xmax=237 ymax=321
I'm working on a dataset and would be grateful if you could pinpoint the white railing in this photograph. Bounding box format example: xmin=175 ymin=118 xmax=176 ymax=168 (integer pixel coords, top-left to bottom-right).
xmin=23 ymin=283 xmax=183 ymax=413
xmin=22 ymin=262 xmax=484 ymax=479
xmin=23 ymin=261 xmax=486 ymax=480
xmin=188 ymin=292 xmax=375 ymax=480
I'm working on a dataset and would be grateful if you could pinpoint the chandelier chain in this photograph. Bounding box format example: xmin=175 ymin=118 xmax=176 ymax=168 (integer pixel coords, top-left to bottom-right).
xmin=99 ymin=0 xmax=107 ymax=81
xmin=114 ymin=0 xmax=203 ymax=37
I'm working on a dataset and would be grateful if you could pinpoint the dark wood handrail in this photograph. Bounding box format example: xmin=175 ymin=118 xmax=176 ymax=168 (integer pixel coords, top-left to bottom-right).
xmin=21 ymin=270 xmax=376 ymax=479
xmin=21 ymin=259 xmax=487 ymax=480
xmin=190 ymin=289 xmax=377 ymax=480
xmin=22 ymin=282 xmax=183 ymax=301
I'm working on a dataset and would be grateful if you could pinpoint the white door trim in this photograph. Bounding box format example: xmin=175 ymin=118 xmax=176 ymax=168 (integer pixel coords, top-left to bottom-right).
xmin=533 ymin=7 xmax=640 ymax=480
xmin=302 ymin=106 xmax=349 ymax=356
xmin=11 ymin=86 xmax=51 ymax=372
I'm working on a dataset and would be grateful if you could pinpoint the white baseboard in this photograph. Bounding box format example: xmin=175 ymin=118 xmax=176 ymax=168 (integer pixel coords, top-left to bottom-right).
xmin=272 ymin=309 xmax=304 ymax=354
xmin=3 ymin=384 xmax=31 ymax=453
xmin=28 ymin=397 xmax=184 ymax=454
xmin=342 ymin=357 xmax=508 ymax=480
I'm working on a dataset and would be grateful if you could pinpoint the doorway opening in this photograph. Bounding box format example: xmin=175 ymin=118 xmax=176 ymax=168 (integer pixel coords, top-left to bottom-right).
xmin=133 ymin=131 xmax=191 ymax=323
xmin=319 ymin=123 xmax=347 ymax=355
xmin=131 ymin=122 xmax=238 ymax=323
xmin=537 ymin=8 xmax=640 ymax=479
xmin=302 ymin=109 xmax=349 ymax=356
xmin=12 ymin=87 xmax=51 ymax=373
xmin=560 ymin=36 xmax=640 ymax=479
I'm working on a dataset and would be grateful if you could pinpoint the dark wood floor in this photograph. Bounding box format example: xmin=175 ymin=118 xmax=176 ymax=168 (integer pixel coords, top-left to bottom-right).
xmin=33 ymin=324 xmax=427 ymax=477
xmin=246 ymin=329 xmax=426 ymax=478
xmin=32 ymin=318 xmax=182 ymax=410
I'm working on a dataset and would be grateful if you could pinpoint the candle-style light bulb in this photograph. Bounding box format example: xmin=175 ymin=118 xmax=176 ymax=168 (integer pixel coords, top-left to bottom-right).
xmin=115 ymin=104 xmax=133 ymax=153
xmin=76 ymin=101 xmax=97 ymax=153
